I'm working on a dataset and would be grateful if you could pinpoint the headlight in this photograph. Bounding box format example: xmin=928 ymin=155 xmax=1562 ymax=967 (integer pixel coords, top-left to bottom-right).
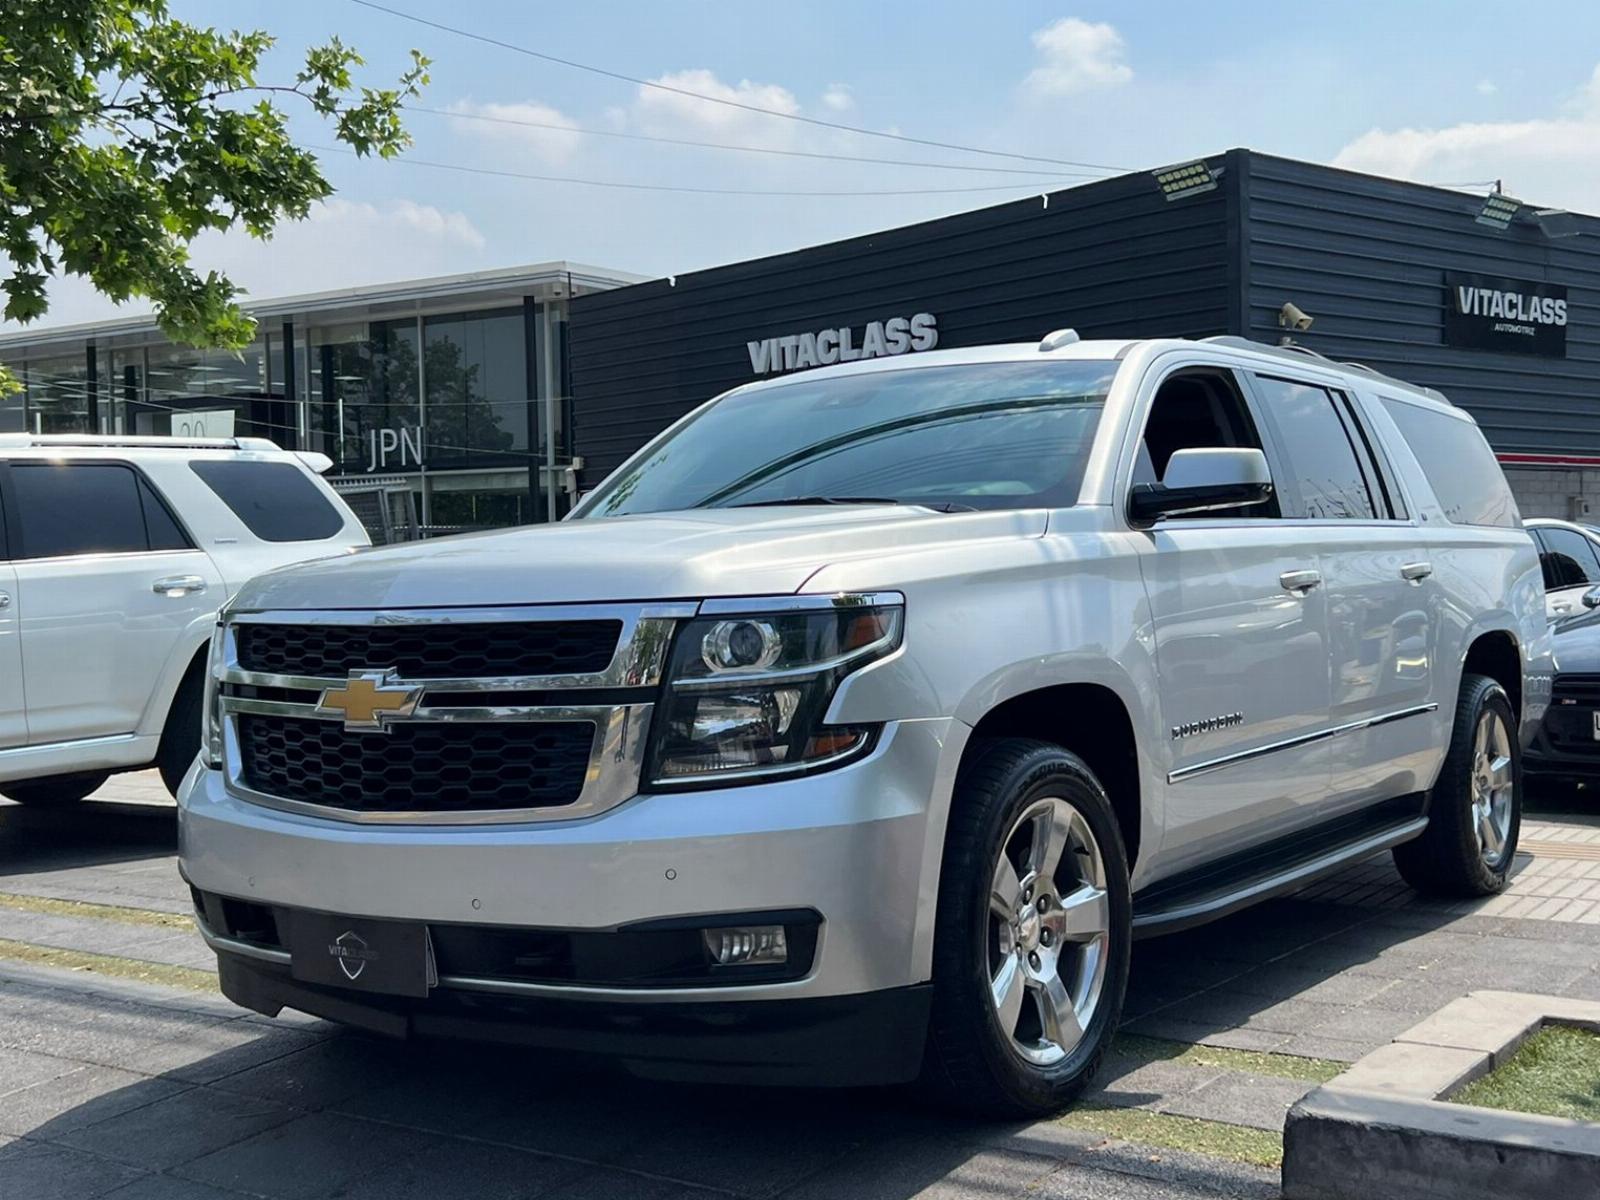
xmin=201 ymin=622 xmax=227 ymax=769
xmin=647 ymin=596 xmax=903 ymax=787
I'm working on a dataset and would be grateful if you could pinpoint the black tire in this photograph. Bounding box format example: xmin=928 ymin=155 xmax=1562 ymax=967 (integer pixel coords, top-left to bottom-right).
xmin=1393 ymin=674 xmax=1520 ymax=897
xmin=157 ymin=666 xmax=205 ymax=797
xmin=0 ymin=771 xmax=110 ymax=806
xmin=921 ymin=737 xmax=1132 ymax=1118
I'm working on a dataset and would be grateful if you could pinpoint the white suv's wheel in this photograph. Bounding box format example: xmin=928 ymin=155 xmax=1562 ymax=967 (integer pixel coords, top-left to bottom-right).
xmin=923 ymin=738 xmax=1131 ymax=1117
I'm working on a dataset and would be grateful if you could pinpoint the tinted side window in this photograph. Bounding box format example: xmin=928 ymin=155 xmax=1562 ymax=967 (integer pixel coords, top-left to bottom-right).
xmin=1537 ymin=528 xmax=1600 ymax=588
xmin=10 ymin=464 xmax=151 ymax=558
xmin=190 ymin=460 xmax=344 ymax=542
xmin=1531 ymin=531 xmax=1560 ymax=589
xmin=1253 ymin=377 xmax=1376 ymax=520
xmin=1382 ymin=399 xmax=1520 ymax=527
xmin=138 ymin=477 xmax=192 ymax=552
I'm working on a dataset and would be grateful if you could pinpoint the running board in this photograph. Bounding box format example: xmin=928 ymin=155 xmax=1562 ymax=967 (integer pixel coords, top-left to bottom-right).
xmin=1131 ymin=795 xmax=1428 ymax=938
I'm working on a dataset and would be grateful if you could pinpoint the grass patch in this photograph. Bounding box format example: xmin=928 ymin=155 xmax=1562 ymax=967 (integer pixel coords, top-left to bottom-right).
xmin=0 ymin=889 xmax=192 ymax=929
xmin=1058 ymin=1104 xmax=1283 ymax=1168
xmin=1111 ymin=1033 xmax=1343 ymax=1083
xmin=0 ymin=937 xmax=218 ymax=992
xmin=1454 ymin=1025 xmax=1600 ymax=1122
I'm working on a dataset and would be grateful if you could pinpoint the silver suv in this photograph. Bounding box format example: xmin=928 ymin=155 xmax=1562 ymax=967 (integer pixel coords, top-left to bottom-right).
xmin=179 ymin=334 xmax=1549 ymax=1116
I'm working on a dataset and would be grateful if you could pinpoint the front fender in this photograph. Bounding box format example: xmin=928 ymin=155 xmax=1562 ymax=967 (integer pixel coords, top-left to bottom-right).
xmin=814 ymin=530 xmax=1167 ymax=890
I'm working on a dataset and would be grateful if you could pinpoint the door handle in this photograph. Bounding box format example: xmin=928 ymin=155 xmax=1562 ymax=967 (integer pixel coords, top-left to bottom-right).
xmin=152 ymin=575 xmax=207 ymax=597
xmin=0 ymin=591 xmax=9 ymax=610
xmin=1400 ymin=561 xmax=1433 ymax=583
xmin=1279 ymin=569 xmax=1322 ymax=595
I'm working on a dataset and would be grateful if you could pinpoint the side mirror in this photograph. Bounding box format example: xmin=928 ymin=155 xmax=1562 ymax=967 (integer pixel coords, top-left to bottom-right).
xmin=1583 ymin=586 xmax=1600 ymax=610
xmin=1128 ymin=447 xmax=1275 ymax=525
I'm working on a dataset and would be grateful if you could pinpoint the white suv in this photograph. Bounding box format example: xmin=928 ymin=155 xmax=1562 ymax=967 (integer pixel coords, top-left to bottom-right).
xmin=0 ymin=435 xmax=368 ymax=804
xmin=180 ymin=335 xmax=1548 ymax=1116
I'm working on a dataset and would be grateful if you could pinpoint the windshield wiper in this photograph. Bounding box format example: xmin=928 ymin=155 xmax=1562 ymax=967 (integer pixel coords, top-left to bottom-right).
xmin=725 ymin=496 xmax=976 ymax=513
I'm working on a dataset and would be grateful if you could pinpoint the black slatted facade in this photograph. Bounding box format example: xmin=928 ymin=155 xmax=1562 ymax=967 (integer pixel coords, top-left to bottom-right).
xmin=569 ymin=163 xmax=1234 ymax=481
xmin=1239 ymin=152 xmax=1600 ymax=457
xmin=568 ymin=148 xmax=1600 ymax=489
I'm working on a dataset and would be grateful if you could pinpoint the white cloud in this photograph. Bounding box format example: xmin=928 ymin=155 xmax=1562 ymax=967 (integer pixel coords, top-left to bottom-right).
xmin=634 ymin=69 xmax=802 ymax=144
xmin=3 ymin=198 xmax=488 ymax=332
xmin=1023 ymin=18 xmax=1133 ymax=98
xmin=446 ymin=99 xmax=583 ymax=164
xmin=821 ymin=84 xmax=855 ymax=113
xmin=1333 ymin=62 xmax=1600 ymax=210
xmin=1476 ymin=79 xmax=1497 ymax=96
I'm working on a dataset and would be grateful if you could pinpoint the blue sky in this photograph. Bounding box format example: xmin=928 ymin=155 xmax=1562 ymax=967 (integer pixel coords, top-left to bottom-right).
xmin=23 ymin=0 xmax=1600 ymax=327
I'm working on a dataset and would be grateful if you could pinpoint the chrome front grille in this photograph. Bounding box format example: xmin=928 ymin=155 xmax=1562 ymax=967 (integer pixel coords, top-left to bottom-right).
xmin=218 ymin=604 xmax=694 ymax=824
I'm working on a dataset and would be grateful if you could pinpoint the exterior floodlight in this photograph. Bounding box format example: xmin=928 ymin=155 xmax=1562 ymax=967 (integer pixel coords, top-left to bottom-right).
xmin=1153 ymin=161 xmax=1218 ymax=201
xmin=1476 ymin=192 xmax=1521 ymax=230
xmin=1533 ymin=208 xmax=1582 ymax=239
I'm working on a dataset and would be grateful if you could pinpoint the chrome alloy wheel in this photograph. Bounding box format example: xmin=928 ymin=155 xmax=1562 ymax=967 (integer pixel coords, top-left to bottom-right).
xmin=988 ymin=796 xmax=1111 ymax=1066
xmin=1471 ymin=708 xmax=1515 ymax=869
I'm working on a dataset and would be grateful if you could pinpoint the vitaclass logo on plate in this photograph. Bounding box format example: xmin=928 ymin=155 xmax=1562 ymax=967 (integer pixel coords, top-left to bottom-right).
xmin=1445 ymin=272 xmax=1568 ymax=358
xmin=747 ymin=313 xmax=938 ymax=375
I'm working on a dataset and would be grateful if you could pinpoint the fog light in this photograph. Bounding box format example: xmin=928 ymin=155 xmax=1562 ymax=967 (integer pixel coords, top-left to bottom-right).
xmin=703 ymin=925 xmax=788 ymax=966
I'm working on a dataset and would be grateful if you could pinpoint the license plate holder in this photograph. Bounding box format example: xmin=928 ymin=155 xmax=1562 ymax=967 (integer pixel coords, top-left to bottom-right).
xmin=286 ymin=912 xmax=436 ymax=998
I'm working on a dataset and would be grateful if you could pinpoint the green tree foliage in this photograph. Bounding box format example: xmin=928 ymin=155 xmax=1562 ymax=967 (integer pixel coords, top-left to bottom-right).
xmin=0 ymin=1 xmax=429 ymax=394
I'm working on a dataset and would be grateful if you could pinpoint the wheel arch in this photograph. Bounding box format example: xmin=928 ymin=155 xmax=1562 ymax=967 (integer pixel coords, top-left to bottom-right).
xmin=138 ymin=621 xmax=214 ymax=741
xmin=958 ymin=681 xmax=1148 ymax=875
xmin=1461 ymin=627 xmax=1522 ymax=720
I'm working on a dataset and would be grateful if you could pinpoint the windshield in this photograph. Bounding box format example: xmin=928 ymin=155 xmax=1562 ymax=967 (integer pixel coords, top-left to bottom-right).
xmin=577 ymin=360 xmax=1117 ymax=518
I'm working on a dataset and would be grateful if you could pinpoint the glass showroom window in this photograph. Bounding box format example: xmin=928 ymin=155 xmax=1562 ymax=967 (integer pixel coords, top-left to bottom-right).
xmin=309 ymin=323 xmax=375 ymax=470
xmin=140 ymin=342 xmax=270 ymax=440
xmin=104 ymin=347 xmax=146 ymax=433
xmin=0 ymin=359 xmax=23 ymax=432
xmin=423 ymin=308 xmax=531 ymax=473
xmin=18 ymin=353 xmax=91 ymax=433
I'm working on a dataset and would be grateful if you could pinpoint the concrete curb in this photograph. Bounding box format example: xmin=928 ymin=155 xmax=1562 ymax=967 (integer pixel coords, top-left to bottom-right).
xmin=1282 ymin=990 xmax=1600 ymax=1199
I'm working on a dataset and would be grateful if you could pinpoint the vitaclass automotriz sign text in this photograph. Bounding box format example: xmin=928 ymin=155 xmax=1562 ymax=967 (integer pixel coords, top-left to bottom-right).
xmin=1444 ymin=272 xmax=1567 ymax=357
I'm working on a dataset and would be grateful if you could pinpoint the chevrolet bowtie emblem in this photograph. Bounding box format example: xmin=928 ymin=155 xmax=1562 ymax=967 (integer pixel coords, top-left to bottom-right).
xmin=317 ymin=669 xmax=423 ymax=732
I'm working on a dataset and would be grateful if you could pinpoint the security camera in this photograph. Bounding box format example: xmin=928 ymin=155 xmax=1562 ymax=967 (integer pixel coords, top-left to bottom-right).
xmin=1279 ymin=302 xmax=1314 ymax=332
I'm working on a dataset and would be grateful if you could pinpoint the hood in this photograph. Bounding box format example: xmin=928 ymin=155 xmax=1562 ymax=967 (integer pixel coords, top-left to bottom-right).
xmin=232 ymin=505 xmax=1048 ymax=611
xmin=1552 ymin=607 xmax=1600 ymax=674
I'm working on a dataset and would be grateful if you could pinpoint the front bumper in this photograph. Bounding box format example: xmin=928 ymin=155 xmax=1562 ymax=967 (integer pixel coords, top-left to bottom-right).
xmin=178 ymin=717 xmax=957 ymax=1008
xmin=216 ymin=952 xmax=932 ymax=1086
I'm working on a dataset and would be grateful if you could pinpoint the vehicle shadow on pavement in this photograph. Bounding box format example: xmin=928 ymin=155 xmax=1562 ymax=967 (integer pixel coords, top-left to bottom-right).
xmin=0 ymin=799 xmax=176 ymax=877
xmin=0 ymin=993 xmax=1279 ymax=1200
xmin=1117 ymin=850 xmax=1594 ymax=1066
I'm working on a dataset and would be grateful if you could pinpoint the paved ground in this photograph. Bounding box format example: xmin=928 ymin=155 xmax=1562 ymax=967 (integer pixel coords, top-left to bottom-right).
xmin=1 ymin=772 xmax=1598 ymax=1199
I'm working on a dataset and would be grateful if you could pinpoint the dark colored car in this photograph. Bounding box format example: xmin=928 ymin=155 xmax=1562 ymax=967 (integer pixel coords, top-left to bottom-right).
xmin=1527 ymin=589 xmax=1600 ymax=788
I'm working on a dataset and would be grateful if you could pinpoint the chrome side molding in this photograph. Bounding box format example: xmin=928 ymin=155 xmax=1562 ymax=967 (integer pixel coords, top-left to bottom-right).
xmin=1167 ymin=703 xmax=1439 ymax=785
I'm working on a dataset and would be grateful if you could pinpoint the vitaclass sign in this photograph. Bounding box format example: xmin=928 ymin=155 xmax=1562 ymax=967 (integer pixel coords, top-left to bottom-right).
xmin=1444 ymin=272 xmax=1567 ymax=358
xmin=747 ymin=313 xmax=938 ymax=375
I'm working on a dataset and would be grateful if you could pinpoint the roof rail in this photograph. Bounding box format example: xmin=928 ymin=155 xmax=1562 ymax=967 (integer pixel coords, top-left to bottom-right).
xmin=0 ymin=433 xmax=283 ymax=452
xmin=1198 ymin=336 xmax=1449 ymax=404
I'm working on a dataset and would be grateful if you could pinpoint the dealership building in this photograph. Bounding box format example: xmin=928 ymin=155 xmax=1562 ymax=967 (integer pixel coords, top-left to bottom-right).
xmin=5 ymin=148 xmax=1600 ymax=533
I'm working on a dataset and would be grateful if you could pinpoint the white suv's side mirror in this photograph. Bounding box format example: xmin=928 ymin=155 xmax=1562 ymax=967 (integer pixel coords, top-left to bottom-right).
xmin=1582 ymin=585 xmax=1600 ymax=609
xmin=1129 ymin=447 xmax=1275 ymax=525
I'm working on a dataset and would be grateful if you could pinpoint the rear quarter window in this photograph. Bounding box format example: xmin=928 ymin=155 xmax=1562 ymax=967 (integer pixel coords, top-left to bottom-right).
xmin=1381 ymin=399 xmax=1520 ymax=528
xmin=190 ymin=460 xmax=346 ymax=542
